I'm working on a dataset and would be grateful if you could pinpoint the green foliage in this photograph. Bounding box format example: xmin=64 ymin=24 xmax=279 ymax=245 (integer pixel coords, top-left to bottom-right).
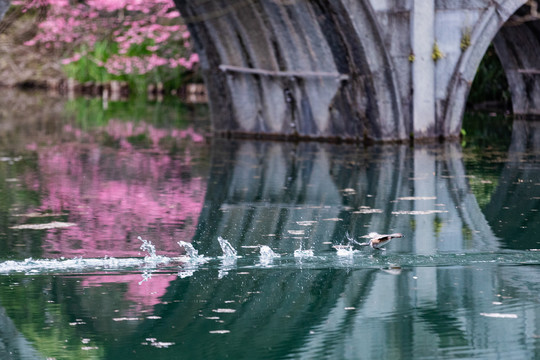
xmin=65 ymin=41 xmax=128 ymax=85
xmin=0 ymin=158 xmax=43 ymax=258
xmin=433 ymin=215 xmax=443 ymax=235
xmin=467 ymin=44 xmax=510 ymax=107
xmin=467 ymin=175 xmax=499 ymax=210
xmin=63 ymin=40 xmax=192 ymax=94
xmin=461 ymin=111 xmax=513 ymax=148
xmin=460 ymin=27 xmax=472 ymax=51
xmin=432 ymin=41 xmax=444 ymax=61
xmin=127 ymin=133 xmax=153 ymax=148
xmin=0 ymin=276 xmax=104 ymax=359
xmin=64 ymin=96 xmax=188 ymax=128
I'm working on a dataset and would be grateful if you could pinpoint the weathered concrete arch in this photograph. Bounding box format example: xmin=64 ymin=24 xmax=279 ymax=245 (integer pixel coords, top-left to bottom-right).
xmin=175 ymin=0 xmax=405 ymax=141
xmin=442 ymin=0 xmax=530 ymax=136
xmin=176 ymin=0 xmax=540 ymax=141
xmin=493 ymin=7 xmax=540 ymax=116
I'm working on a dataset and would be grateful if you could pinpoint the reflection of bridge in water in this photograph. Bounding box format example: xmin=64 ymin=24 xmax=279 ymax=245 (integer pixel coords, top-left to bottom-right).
xmin=112 ymin=120 xmax=540 ymax=358
xmin=484 ymin=120 xmax=540 ymax=249
xmin=193 ymin=120 xmax=539 ymax=253
xmin=193 ymin=140 xmax=502 ymax=256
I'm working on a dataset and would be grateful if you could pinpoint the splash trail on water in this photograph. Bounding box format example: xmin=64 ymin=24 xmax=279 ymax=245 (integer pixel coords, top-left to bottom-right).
xmin=0 ymin=257 xmax=146 ymax=274
xmin=0 ymin=235 xmax=539 ymax=274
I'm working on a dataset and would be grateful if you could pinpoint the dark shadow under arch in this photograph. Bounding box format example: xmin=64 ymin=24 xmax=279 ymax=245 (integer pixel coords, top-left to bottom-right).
xmin=466 ymin=45 xmax=511 ymax=111
xmin=493 ymin=5 xmax=540 ymax=116
xmin=442 ymin=0 xmax=530 ymax=136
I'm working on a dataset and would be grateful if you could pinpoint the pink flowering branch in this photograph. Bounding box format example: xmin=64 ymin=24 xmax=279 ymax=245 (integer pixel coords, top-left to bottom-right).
xmin=19 ymin=0 xmax=198 ymax=78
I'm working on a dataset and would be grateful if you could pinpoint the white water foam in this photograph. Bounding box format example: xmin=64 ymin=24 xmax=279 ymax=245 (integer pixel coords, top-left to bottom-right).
xmin=259 ymin=245 xmax=280 ymax=266
xmin=218 ymin=257 xmax=237 ymax=279
xmin=260 ymin=245 xmax=280 ymax=259
xmin=333 ymin=245 xmax=356 ymax=257
xmin=0 ymin=257 xmax=145 ymax=274
xmin=294 ymin=246 xmax=314 ymax=258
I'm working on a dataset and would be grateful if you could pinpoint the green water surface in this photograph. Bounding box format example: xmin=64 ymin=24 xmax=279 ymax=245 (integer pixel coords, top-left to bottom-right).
xmin=0 ymin=91 xmax=538 ymax=359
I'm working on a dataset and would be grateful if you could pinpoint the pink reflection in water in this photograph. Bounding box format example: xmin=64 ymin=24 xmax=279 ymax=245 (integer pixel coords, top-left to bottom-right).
xmin=81 ymin=274 xmax=177 ymax=314
xmin=21 ymin=120 xmax=207 ymax=258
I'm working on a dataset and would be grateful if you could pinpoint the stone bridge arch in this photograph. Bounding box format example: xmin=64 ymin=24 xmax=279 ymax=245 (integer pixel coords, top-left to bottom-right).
xmin=442 ymin=0 xmax=533 ymax=137
xmin=176 ymin=0 xmax=540 ymax=141
xmin=174 ymin=0 xmax=405 ymax=141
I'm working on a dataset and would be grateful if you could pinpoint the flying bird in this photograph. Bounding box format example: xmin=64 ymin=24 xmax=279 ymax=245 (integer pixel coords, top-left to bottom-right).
xmin=354 ymin=232 xmax=404 ymax=250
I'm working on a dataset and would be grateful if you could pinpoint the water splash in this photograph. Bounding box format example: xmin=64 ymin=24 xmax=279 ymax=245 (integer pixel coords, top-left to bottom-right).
xmin=0 ymin=257 xmax=144 ymax=274
xmin=177 ymin=241 xmax=207 ymax=264
xmin=259 ymin=245 xmax=280 ymax=266
xmin=217 ymin=236 xmax=238 ymax=258
xmin=177 ymin=241 xmax=199 ymax=258
xmin=138 ymin=236 xmax=157 ymax=259
xmin=2 ymin=237 xmax=539 ymax=276
xmin=139 ymin=270 xmax=153 ymax=285
xmin=260 ymin=245 xmax=280 ymax=259
xmin=294 ymin=246 xmax=314 ymax=258
xmin=218 ymin=257 xmax=236 ymax=279
xmin=345 ymin=231 xmax=368 ymax=246
xmin=178 ymin=269 xmax=197 ymax=278
xmin=216 ymin=237 xmax=238 ymax=278
xmin=333 ymin=245 xmax=356 ymax=257
xmin=138 ymin=236 xmax=170 ymax=265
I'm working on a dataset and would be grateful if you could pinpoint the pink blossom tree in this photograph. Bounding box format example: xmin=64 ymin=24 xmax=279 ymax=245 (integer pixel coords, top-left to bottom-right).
xmin=15 ymin=0 xmax=198 ymax=89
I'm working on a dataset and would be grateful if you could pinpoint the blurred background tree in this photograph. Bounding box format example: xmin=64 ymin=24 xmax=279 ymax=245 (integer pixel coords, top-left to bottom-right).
xmin=1 ymin=0 xmax=199 ymax=93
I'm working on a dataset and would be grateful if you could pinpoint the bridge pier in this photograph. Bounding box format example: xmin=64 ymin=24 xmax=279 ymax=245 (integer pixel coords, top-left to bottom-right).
xmin=176 ymin=0 xmax=537 ymax=141
xmin=411 ymin=0 xmax=436 ymax=138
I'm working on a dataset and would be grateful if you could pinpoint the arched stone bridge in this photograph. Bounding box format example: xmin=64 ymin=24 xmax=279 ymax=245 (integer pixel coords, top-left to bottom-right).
xmin=175 ymin=0 xmax=540 ymax=141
